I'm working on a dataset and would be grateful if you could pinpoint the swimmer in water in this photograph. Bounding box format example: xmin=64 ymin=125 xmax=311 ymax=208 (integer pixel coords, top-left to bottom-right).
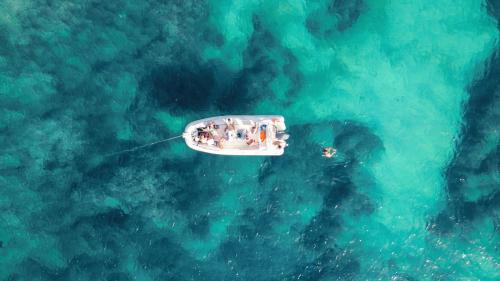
xmin=322 ymin=147 xmax=336 ymax=158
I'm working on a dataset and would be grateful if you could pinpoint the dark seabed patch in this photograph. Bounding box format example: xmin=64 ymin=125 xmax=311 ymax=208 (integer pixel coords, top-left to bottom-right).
xmin=146 ymin=15 xmax=300 ymax=115
xmin=430 ymin=48 xmax=500 ymax=234
xmin=215 ymin=16 xmax=281 ymax=112
xmin=328 ymin=0 xmax=365 ymax=31
xmin=147 ymin=62 xmax=219 ymax=114
xmin=285 ymin=247 xmax=360 ymax=281
xmin=208 ymin=122 xmax=382 ymax=280
xmin=487 ymin=0 xmax=500 ymax=29
xmin=1 ymin=0 xmax=498 ymax=280
xmin=306 ymin=0 xmax=364 ymax=37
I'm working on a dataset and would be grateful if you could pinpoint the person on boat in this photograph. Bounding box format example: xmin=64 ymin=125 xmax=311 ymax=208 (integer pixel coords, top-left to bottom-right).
xmin=224 ymin=118 xmax=236 ymax=131
xmin=215 ymin=137 xmax=225 ymax=148
xmin=211 ymin=131 xmax=225 ymax=148
xmin=223 ymin=118 xmax=237 ymax=140
xmin=272 ymin=139 xmax=287 ymax=149
xmin=249 ymin=120 xmax=258 ymax=135
xmin=208 ymin=121 xmax=218 ymax=131
xmin=197 ymin=131 xmax=211 ymax=144
xmin=322 ymin=147 xmax=336 ymax=158
xmin=246 ymin=138 xmax=258 ymax=147
xmin=199 ymin=135 xmax=207 ymax=144
xmin=242 ymin=129 xmax=257 ymax=147
xmin=207 ymin=122 xmax=219 ymax=139
xmin=272 ymin=117 xmax=286 ymax=131
xmin=199 ymin=133 xmax=208 ymax=144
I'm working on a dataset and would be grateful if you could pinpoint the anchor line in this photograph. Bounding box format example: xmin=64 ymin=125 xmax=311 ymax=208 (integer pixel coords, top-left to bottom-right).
xmin=105 ymin=135 xmax=183 ymax=157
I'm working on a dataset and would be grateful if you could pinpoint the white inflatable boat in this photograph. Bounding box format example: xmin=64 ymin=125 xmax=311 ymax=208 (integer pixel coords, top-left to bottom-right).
xmin=182 ymin=115 xmax=288 ymax=156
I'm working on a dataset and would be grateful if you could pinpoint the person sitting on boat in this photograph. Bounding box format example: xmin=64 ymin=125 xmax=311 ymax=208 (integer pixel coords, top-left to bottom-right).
xmin=224 ymin=118 xmax=236 ymax=132
xmin=224 ymin=119 xmax=237 ymax=141
xmin=216 ymin=137 xmax=226 ymax=149
xmin=208 ymin=121 xmax=218 ymax=131
xmin=207 ymin=122 xmax=219 ymax=138
xmin=272 ymin=139 xmax=287 ymax=149
xmin=211 ymin=132 xmax=226 ymax=148
xmin=199 ymin=134 xmax=208 ymax=144
xmin=242 ymin=129 xmax=256 ymax=146
xmin=272 ymin=117 xmax=286 ymax=131
xmin=249 ymin=120 xmax=258 ymax=135
xmin=322 ymin=147 xmax=336 ymax=158
xmin=246 ymin=138 xmax=258 ymax=147
xmin=197 ymin=131 xmax=212 ymax=144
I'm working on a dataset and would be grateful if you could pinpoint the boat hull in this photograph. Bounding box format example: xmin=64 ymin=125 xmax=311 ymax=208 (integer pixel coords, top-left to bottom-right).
xmin=183 ymin=115 xmax=287 ymax=156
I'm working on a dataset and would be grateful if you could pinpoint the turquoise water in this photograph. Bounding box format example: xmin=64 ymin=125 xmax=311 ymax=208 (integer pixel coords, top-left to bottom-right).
xmin=1 ymin=0 xmax=499 ymax=280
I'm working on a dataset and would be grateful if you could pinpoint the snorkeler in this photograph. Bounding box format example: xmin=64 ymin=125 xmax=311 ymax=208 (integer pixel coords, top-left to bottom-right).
xmin=322 ymin=147 xmax=337 ymax=158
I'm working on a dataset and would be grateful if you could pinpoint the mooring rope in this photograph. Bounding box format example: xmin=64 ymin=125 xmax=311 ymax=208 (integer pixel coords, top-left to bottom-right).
xmin=104 ymin=135 xmax=183 ymax=157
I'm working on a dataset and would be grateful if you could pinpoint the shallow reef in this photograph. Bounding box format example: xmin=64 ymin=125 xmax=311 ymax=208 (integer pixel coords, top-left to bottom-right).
xmin=0 ymin=0 xmax=499 ymax=280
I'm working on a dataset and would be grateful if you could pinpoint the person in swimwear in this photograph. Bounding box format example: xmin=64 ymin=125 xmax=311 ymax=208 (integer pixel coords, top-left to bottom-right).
xmin=322 ymin=147 xmax=337 ymax=158
xmin=224 ymin=118 xmax=236 ymax=131
xmin=272 ymin=139 xmax=287 ymax=149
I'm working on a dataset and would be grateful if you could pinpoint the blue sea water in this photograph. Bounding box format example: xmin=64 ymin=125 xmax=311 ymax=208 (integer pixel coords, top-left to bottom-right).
xmin=0 ymin=0 xmax=499 ymax=280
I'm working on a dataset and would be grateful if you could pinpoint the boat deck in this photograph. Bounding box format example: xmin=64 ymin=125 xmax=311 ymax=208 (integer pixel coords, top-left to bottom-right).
xmin=183 ymin=115 xmax=286 ymax=156
xmin=196 ymin=121 xmax=268 ymax=151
